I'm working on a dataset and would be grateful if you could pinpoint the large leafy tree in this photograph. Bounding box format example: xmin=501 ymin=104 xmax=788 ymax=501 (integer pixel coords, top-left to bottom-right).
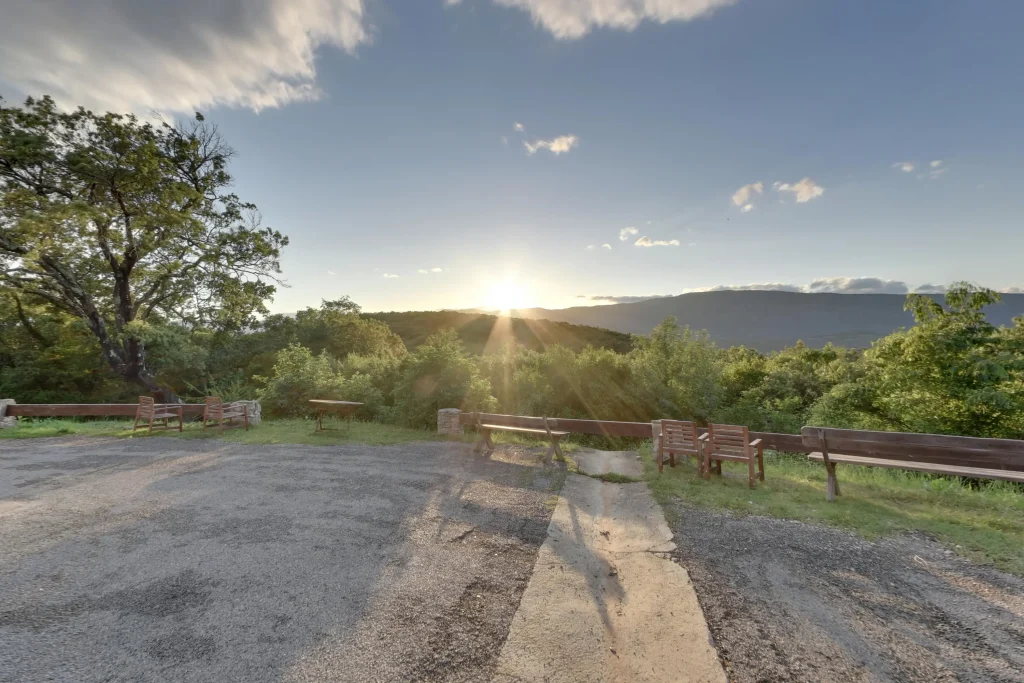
xmin=0 ymin=96 xmax=287 ymax=397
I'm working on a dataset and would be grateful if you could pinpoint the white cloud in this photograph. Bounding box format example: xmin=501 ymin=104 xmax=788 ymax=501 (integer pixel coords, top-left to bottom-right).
xmin=635 ymin=236 xmax=680 ymax=247
xmin=383 ymin=273 xmax=400 ymax=279
xmin=893 ymin=162 xmax=916 ymax=173
xmin=774 ymin=178 xmax=825 ymax=203
xmin=585 ymin=245 xmax=596 ymax=250
xmin=930 ymin=160 xmax=943 ymax=168
xmin=0 ymin=0 xmax=370 ymax=115
xmin=619 ymin=226 xmax=639 ymax=241
xmin=417 ymin=267 xmax=443 ymax=273
xmin=731 ymin=181 xmax=763 ymax=207
xmin=740 ymin=204 xmax=754 ymax=213
xmin=327 ymin=270 xmax=336 ymax=276
xmin=473 ymin=0 xmax=738 ymax=39
xmin=700 ymin=283 xmax=804 ymax=293
xmin=514 ymin=122 xmax=526 ymax=132
xmin=1003 ymin=286 xmax=1024 ymax=294
xmin=920 ymin=161 xmax=947 ymax=180
xmin=914 ymin=283 xmax=947 ymax=294
xmin=524 ymin=134 xmax=579 ymax=155
xmin=601 ymin=243 xmax=612 ymax=249
xmin=807 ymin=277 xmax=907 ymax=294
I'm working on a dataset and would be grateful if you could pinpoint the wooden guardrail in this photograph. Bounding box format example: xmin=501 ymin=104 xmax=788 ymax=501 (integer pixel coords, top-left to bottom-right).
xmin=7 ymin=404 xmax=206 ymax=417
xmin=459 ymin=412 xmax=809 ymax=453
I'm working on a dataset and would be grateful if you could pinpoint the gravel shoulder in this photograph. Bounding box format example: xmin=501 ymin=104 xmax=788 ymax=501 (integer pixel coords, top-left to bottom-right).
xmin=0 ymin=437 xmax=563 ymax=683
xmin=665 ymin=503 xmax=1024 ymax=683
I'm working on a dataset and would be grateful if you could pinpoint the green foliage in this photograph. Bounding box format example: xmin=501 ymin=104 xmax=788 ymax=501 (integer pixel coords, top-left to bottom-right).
xmin=393 ymin=329 xmax=497 ymax=427
xmin=0 ymin=96 xmax=286 ymax=395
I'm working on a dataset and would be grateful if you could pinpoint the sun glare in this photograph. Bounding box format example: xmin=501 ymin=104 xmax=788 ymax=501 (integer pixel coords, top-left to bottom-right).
xmin=487 ymin=278 xmax=529 ymax=314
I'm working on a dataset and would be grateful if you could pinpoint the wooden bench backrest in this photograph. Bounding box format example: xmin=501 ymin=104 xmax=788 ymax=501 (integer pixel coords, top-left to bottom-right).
xmin=707 ymin=423 xmax=751 ymax=457
xmin=661 ymin=420 xmax=700 ymax=453
xmin=138 ymin=396 xmax=155 ymax=419
xmin=205 ymin=396 xmax=222 ymax=408
xmin=801 ymin=427 xmax=1024 ymax=472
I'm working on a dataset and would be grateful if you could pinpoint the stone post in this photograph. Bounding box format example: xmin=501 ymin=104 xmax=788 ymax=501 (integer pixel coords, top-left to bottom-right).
xmin=437 ymin=408 xmax=463 ymax=436
xmin=0 ymin=399 xmax=17 ymax=429
xmin=232 ymin=400 xmax=262 ymax=426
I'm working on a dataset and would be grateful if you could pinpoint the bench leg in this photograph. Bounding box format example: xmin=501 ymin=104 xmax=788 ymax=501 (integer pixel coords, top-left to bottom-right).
xmin=748 ymin=455 xmax=756 ymax=489
xmin=545 ymin=438 xmax=564 ymax=466
xmin=757 ymin=445 xmax=765 ymax=481
xmin=825 ymin=464 xmax=841 ymax=502
xmin=474 ymin=429 xmax=494 ymax=455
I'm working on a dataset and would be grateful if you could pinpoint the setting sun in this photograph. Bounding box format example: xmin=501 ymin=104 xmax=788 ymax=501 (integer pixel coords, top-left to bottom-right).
xmin=486 ymin=278 xmax=529 ymax=313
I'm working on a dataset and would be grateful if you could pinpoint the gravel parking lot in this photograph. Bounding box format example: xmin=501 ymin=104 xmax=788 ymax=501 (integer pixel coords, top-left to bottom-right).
xmin=0 ymin=437 xmax=563 ymax=683
xmin=666 ymin=504 xmax=1024 ymax=683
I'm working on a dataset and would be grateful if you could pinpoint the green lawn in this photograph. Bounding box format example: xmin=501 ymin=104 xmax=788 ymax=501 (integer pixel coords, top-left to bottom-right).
xmin=0 ymin=417 xmax=456 ymax=446
xmin=641 ymin=444 xmax=1024 ymax=576
xmin=0 ymin=417 xmax=581 ymax=453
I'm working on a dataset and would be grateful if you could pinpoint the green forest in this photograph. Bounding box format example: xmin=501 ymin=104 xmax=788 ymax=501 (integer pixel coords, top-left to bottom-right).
xmin=3 ymin=96 xmax=1024 ymax=440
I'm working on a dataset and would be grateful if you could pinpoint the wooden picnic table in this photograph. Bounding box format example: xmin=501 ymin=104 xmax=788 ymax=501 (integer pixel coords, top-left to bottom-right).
xmin=309 ymin=400 xmax=364 ymax=432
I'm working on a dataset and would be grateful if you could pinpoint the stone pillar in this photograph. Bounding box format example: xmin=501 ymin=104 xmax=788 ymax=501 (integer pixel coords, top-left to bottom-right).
xmin=0 ymin=399 xmax=17 ymax=429
xmin=232 ymin=400 xmax=262 ymax=426
xmin=437 ymin=408 xmax=463 ymax=436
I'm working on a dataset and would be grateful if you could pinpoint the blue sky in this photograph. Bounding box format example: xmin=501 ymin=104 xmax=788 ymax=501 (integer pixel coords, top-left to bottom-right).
xmin=2 ymin=0 xmax=1022 ymax=312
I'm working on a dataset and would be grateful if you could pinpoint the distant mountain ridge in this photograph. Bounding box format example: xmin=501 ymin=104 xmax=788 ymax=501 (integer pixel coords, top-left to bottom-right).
xmin=503 ymin=291 xmax=1024 ymax=352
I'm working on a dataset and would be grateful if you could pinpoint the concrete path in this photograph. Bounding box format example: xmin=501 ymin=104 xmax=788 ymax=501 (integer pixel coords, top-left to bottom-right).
xmin=494 ymin=452 xmax=726 ymax=683
xmin=570 ymin=450 xmax=644 ymax=479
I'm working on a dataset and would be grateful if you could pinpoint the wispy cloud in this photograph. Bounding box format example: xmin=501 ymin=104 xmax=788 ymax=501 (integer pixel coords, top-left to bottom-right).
xmin=383 ymin=273 xmax=400 ymax=279
xmin=635 ymin=236 xmax=680 ymax=247
xmin=774 ymin=178 xmax=825 ymax=203
xmin=731 ymin=181 xmax=763 ymax=209
xmin=914 ymin=283 xmax=947 ymax=294
xmin=619 ymin=226 xmax=639 ymax=241
xmin=0 ymin=0 xmax=370 ymax=114
xmin=807 ymin=277 xmax=907 ymax=294
xmin=585 ymin=245 xmax=596 ymax=250
xmin=893 ymin=161 xmax=916 ymax=173
xmin=327 ymin=270 xmax=336 ymax=276
xmin=601 ymin=243 xmax=612 ymax=249
xmin=524 ymin=134 xmax=579 ymax=155
xmin=579 ymin=294 xmax=675 ymax=304
xmin=513 ymin=122 xmax=526 ymax=132
xmin=920 ymin=160 xmax=947 ymax=180
xmin=417 ymin=267 xmax=443 ymax=274
xmin=458 ymin=0 xmax=738 ymax=39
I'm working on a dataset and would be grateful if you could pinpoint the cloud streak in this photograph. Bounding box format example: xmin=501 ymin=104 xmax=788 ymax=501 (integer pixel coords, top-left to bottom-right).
xmin=0 ymin=0 xmax=370 ymax=114
xmin=619 ymin=226 xmax=639 ymax=241
xmin=635 ymin=236 xmax=680 ymax=247
xmin=524 ymin=134 xmax=579 ymax=155
xmin=774 ymin=178 xmax=825 ymax=203
xmin=579 ymin=294 xmax=675 ymax=304
xmin=475 ymin=0 xmax=739 ymax=39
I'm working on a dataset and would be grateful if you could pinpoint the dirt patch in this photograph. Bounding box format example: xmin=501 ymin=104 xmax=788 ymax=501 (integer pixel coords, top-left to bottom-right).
xmin=665 ymin=503 xmax=1024 ymax=682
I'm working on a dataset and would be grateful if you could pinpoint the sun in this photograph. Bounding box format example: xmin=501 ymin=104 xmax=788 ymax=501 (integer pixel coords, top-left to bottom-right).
xmin=486 ymin=278 xmax=529 ymax=314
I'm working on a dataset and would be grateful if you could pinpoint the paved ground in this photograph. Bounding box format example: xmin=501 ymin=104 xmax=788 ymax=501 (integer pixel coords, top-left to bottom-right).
xmin=0 ymin=437 xmax=563 ymax=683
xmin=665 ymin=503 xmax=1024 ymax=683
xmin=495 ymin=471 xmax=724 ymax=683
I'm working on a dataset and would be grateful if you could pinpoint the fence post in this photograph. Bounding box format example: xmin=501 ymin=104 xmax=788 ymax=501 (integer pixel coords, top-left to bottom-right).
xmin=437 ymin=408 xmax=462 ymax=436
xmin=0 ymin=399 xmax=17 ymax=429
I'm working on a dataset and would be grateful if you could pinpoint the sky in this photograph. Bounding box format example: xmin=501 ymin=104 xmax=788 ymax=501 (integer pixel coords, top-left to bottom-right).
xmin=2 ymin=0 xmax=1023 ymax=313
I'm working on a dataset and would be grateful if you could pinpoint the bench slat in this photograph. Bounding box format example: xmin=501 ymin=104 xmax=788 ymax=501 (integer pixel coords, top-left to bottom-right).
xmin=808 ymin=452 xmax=1024 ymax=483
xmin=480 ymin=424 xmax=568 ymax=437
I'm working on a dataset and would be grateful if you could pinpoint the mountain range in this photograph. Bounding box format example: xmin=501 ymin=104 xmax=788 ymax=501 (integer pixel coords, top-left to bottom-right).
xmin=498 ymin=291 xmax=1024 ymax=352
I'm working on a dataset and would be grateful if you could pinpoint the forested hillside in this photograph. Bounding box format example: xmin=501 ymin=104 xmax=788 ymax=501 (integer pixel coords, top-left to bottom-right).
xmin=364 ymin=310 xmax=633 ymax=354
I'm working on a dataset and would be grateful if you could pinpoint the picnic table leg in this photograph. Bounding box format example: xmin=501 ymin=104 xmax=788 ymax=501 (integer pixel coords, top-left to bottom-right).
xmin=474 ymin=428 xmax=493 ymax=454
xmin=551 ymin=437 xmax=564 ymax=465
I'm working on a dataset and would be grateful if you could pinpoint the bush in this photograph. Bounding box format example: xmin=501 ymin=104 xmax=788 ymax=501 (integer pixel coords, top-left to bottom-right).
xmin=258 ymin=344 xmax=347 ymax=417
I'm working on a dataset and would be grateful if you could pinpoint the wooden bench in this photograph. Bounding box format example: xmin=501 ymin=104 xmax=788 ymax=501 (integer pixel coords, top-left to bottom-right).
xmin=473 ymin=412 xmax=569 ymax=465
xmin=134 ymin=396 xmax=183 ymax=434
xmin=654 ymin=419 xmax=703 ymax=474
xmin=202 ymin=396 xmax=249 ymax=433
xmin=801 ymin=427 xmax=1024 ymax=502
xmin=309 ymin=400 xmax=364 ymax=432
xmin=701 ymin=423 xmax=764 ymax=489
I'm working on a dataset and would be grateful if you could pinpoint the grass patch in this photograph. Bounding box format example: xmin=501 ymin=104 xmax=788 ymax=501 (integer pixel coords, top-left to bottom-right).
xmin=641 ymin=443 xmax=1024 ymax=576
xmin=0 ymin=417 xmax=461 ymax=447
xmin=587 ymin=472 xmax=641 ymax=484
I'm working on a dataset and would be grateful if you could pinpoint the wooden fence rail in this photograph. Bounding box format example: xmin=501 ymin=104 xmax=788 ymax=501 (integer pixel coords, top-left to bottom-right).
xmin=459 ymin=412 xmax=810 ymax=453
xmin=7 ymin=404 xmax=207 ymax=418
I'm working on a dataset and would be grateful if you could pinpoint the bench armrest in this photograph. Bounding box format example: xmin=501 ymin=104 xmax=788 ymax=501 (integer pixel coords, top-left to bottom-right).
xmin=698 ymin=433 xmax=709 ymax=441
xmin=749 ymin=438 xmax=762 ymax=448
